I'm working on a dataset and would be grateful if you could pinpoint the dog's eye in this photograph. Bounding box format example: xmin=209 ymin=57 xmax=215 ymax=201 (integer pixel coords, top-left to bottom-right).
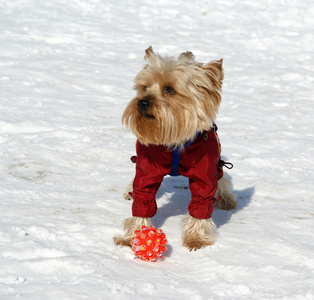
xmin=143 ymin=86 xmax=147 ymax=92
xmin=164 ymin=86 xmax=176 ymax=95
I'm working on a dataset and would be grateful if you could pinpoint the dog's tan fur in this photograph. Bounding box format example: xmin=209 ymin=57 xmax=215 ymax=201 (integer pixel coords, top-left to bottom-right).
xmin=114 ymin=46 xmax=237 ymax=250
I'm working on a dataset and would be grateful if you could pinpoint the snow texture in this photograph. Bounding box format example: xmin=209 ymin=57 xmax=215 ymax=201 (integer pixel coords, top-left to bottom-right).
xmin=1 ymin=0 xmax=314 ymax=299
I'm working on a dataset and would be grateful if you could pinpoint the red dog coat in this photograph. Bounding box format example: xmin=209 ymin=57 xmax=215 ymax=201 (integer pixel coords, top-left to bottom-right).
xmin=130 ymin=128 xmax=224 ymax=219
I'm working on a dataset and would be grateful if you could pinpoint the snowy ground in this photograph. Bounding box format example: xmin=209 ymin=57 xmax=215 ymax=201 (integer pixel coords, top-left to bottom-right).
xmin=1 ymin=0 xmax=314 ymax=299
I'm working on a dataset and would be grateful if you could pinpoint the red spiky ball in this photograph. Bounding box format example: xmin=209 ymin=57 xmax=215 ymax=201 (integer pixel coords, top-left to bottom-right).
xmin=131 ymin=225 xmax=167 ymax=262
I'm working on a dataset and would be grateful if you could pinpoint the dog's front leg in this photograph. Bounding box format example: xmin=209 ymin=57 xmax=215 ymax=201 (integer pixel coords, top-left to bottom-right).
xmin=181 ymin=216 xmax=217 ymax=251
xmin=113 ymin=216 xmax=151 ymax=247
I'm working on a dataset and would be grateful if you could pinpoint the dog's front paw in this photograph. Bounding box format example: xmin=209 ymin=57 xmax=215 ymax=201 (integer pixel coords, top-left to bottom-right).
xmin=181 ymin=216 xmax=217 ymax=251
xmin=113 ymin=235 xmax=132 ymax=247
xmin=114 ymin=216 xmax=152 ymax=248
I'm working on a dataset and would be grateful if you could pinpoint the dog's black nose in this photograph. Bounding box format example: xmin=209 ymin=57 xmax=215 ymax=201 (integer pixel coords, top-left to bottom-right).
xmin=137 ymin=99 xmax=150 ymax=112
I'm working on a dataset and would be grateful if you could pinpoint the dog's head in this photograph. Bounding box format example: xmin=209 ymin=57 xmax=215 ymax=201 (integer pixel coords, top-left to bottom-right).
xmin=122 ymin=46 xmax=224 ymax=148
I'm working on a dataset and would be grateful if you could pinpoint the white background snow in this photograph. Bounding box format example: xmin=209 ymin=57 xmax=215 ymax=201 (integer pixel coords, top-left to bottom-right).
xmin=1 ymin=0 xmax=314 ymax=299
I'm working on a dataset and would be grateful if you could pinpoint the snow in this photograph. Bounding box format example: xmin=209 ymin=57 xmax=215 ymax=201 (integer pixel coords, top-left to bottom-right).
xmin=1 ymin=0 xmax=314 ymax=299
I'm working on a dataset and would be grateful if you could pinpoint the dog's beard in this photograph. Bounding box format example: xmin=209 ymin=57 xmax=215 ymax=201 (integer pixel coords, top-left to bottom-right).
xmin=122 ymin=96 xmax=208 ymax=148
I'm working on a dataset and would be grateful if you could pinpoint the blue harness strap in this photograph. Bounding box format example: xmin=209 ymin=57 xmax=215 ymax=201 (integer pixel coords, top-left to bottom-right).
xmin=169 ymin=148 xmax=181 ymax=176
xmin=169 ymin=133 xmax=200 ymax=176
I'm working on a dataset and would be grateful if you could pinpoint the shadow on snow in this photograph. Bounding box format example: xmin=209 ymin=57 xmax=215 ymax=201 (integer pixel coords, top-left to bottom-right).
xmin=152 ymin=175 xmax=254 ymax=230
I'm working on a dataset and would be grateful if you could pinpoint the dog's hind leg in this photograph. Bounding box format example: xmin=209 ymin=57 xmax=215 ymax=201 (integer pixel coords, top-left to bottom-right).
xmin=123 ymin=180 xmax=134 ymax=200
xmin=214 ymin=175 xmax=237 ymax=210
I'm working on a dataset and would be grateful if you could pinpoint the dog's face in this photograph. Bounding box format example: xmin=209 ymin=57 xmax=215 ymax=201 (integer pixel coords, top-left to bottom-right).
xmin=122 ymin=46 xmax=224 ymax=148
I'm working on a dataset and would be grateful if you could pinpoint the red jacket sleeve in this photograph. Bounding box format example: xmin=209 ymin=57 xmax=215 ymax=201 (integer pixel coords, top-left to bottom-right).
xmin=131 ymin=141 xmax=171 ymax=218
xmin=184 ymin=131 xmax=220 ymax=219
xmin=187 ymin=160 xmax=218 ymax=219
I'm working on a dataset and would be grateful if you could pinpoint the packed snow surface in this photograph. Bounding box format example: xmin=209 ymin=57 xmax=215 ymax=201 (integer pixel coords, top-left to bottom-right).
xmin=1 ymin=0 xmax=314 ymax=299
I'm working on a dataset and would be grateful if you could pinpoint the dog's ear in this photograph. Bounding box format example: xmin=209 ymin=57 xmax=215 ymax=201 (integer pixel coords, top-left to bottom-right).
xmin=178 ymin=51 xmax=195 ymax=63
xmin=144 ymin=46 xmax=154 ymax=60
xmin=202 ymin=59 xmax=224 ymax=90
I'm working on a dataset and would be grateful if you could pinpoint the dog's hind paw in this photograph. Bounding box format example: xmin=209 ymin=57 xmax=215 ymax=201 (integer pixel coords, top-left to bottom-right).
xmin=123 ymin=192 xmax=133 ymax=201
xmin=215 ymin=197 xmax=238 ymax=210
xmin=123 ymin=180 xmax=134 ymax=200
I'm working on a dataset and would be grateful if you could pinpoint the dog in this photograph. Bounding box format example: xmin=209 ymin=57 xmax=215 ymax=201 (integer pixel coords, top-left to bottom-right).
xmin=113 ymin=46 xmax=237 ymax=251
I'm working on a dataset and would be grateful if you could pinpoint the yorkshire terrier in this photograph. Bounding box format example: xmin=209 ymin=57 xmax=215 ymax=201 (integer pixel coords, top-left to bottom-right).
xmin=114 ymin=46 xmax=237 ymax=251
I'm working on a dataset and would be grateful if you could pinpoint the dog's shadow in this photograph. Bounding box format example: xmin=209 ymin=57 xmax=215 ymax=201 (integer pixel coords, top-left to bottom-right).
xmin=152 ymin=175 xmax=254 ymax=229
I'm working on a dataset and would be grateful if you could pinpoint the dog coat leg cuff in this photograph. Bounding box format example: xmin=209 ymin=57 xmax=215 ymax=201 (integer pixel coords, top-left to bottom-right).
xmin=188 ymin=201 xmax=214 ymax=219
xmin=132 ymin=199 xmax=157 ymax=218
